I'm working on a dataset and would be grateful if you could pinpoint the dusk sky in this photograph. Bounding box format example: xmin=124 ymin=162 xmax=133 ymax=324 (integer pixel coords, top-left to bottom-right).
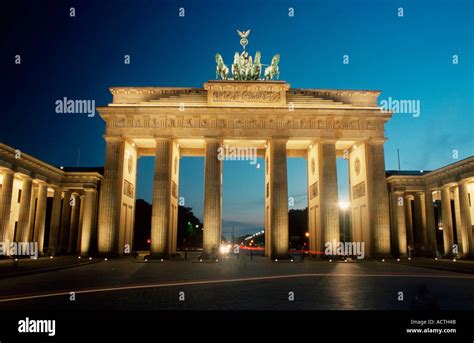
xmin=1 ymin=0 xmax=472 ymax=236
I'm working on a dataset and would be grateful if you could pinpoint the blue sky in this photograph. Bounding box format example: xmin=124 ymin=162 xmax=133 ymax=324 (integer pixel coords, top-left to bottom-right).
xmin=1 ymin=0 xmax=472 ymax=235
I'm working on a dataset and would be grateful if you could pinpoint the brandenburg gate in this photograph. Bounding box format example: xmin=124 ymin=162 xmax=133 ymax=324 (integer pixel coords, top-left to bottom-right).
xmin=96 ymin=40 xmax=395 ymax=259
xmin=95 ymin=31 xmax=392 ymax=259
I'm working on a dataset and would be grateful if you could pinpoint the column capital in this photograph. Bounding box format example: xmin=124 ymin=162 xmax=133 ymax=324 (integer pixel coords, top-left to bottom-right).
xmin=35 ymin=180 xmax=48 ymax=187
xmin=103 ymin=135 xmax=123 ymax=143
xmin=269 ymin=137 xmax=289 ymax=143
xmin=0 ymin=168 xmax=14 ymax=175
xmin=368 ymin=137 xmax=387 ymax=145
xmin=393 ymin=189 xmax=406 ymax=195
xmin=17 ymin=174 xmax=32 ymax=181
xmin=154 ymin=136 xmax=173 ymax=143
xmin=318 ymin=139 xmax=337 ymax=144
xmin=441 ymin=183 xmax=454 ymax=190
xmin=458 ymin=178 xmax=473 ymax=186
xmin=204 ymin=136 xmax=223 ymax=143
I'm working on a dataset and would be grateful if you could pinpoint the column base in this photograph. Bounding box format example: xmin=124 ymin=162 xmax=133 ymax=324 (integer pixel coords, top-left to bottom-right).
xmin=199 ymin=252 xmax=219 ymax=261
xmin=270 ymin=254 xmax=293 ymax=261
xmin=148 ymin=253 xmax=168 ymax=260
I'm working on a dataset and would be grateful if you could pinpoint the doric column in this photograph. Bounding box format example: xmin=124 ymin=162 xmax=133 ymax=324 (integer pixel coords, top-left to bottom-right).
xmin=151 ymin=138 xmax=173 ymax=258
xmin=76 ymin=194 xmax=85 ymax=253
xmin=367 ymin=140 xmax=391 ymax=256
xmin=47 ymin=187 xmax=62 ymax=255
xmin=441 ymin=185 xmax=454 ymax=256
xmin=80 ymin=189 xmax=98 ymax=255
xmin=0 ymin=169 xmax=14 ymax=242
xmin=269 ymin=138 xmax=289 ymax=259
xmin=203 ymin=138 xmax=223 ymax=257
xmin=59 ymin=190 xmax=72 ymax=254
xmin=27 ymin=186 xmax=38 ymax=242
xmin=458 ymin=181 xmax=474 ymax=257
xmin=453 ymin=185 xmax=468 ymax=256
xmin=424 ymin=190 xmax=437 ymax=257
xmin=33 ymin=183 xmax=48 ymax=255
xmin=391 ymin=190 xmax=407 ymax=256
xmin=319 ymin=141 xmax=340 ymax=246
xmin=17 ymin=176 xmax=33 ymax=242
xmin=167 ymin=140 xmax=180 ymax=256
xmin=404 ymin=194 xmax=414 ymax=251
xmin=265 ymin=144 xmax=272 ymax=257
xmin=98 ymin=137 xmax=124 ymax=255
xmin=68 ymin=193 xmax=81 ymax=253
xmin=413 ymin=192 xmax=427 ymax=254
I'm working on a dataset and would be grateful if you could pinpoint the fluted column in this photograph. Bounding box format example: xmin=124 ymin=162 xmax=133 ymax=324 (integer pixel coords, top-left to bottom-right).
xmin=424 ymin=190 xmax=437 ymax=257
xmin=0 ymin=170 xmax=14 ymax=242
xmin=76 ymin=195 xmax=85 ymax=253
xmin=269 ymin=139 xmax=289 ymax=258
xmin=203 ymin=138 xmax=222 ymax=257
xmin=404 ymin=194 xmax=414 ymax=251
xmin=453 ymin=185 xmax=468 ymax=256
xmin=441 ymin=185 xmax=454 ymax=256
xmin=458 ymin=181 xmax=474 ymax=257
xmin=68 ymin=193 xmax=80 ymax=253
xmin=80 ymin=189 xmax=98 ymax=255
xmin=47 ymin=187 xmax=62 ymax=255
xmin=413 ymin=192 xmax=427 ymax=254
xmin=33 ymin=183 xmax=48 ymax=255
xmin=59 ymin=190 xmax=72 ymax=254
xmin=320 ymin=141 xmax=340 ymax=246
xmin=17 ymin=177 xmax=33 ymax=242
xmin=151 ymin=138 xmax=173 ymax=258
xmin=27 ymin=186 xmax=37 ymax=242
xmin=98 ymin=137 xmax=124 ymax=255
xmin=391 ymin=190 xmax=407 ymax=256
xmin=368 ymin=140 xmax=391 ymax=256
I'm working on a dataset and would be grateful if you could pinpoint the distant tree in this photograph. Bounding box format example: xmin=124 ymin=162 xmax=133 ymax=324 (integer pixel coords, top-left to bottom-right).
xmin=177 ymin=206 xmax=203 ymax=249
xmin=133 ymin=199 xmax=152 ymax=250
xmin=288 ymin=208 xmax=308 ymax=248
xmin=133 ymin=200 xmax=203 ymax=250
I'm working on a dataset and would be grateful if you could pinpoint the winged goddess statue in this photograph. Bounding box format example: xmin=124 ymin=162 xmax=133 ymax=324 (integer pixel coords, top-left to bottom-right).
xmin=237 ymin=29 xmax=250 ymax=50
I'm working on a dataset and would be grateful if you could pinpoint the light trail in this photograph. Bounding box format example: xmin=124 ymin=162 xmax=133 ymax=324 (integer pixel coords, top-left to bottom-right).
xmin=0 ymin=272 xmax=473 ymax=303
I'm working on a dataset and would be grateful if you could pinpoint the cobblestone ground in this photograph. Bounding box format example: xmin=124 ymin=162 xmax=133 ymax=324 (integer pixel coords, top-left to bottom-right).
xmin=0 ymin=253 xmax=473 ymax=310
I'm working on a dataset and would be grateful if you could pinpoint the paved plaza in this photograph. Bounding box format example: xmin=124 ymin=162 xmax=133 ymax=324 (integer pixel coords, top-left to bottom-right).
xmin=0 ymin=253 xmax=473 ymax=311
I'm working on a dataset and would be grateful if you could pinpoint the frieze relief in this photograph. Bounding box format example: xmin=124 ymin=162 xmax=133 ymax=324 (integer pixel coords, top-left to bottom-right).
xmin=110 ymin=115 xmax=382 ymax=131
xmin=213 ymin=90 xmax=281 ymax=103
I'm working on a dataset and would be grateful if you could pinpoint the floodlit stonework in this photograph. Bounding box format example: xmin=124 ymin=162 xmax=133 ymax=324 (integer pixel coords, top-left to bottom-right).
xmin=96 ymin=80 xmax=393 ymax=258
xmin=0 ymin=143 xmax=101 ymax=256
xmin=387 ymin=157 xmax=474 ymax=258
xmin=0 ymin=84 xmax=473 ymax=259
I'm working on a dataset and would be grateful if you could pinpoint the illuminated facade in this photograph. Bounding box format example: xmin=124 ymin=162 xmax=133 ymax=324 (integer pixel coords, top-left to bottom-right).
xmin=387 ymin=157 xmax=474 ymax=258
xmin=95 ymin=80 xmax=393 ymax=258
xmin=1 ymin=83 xmax=473 ymax=259
xmin=0 ymin=143 xmax=101 ymax=256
